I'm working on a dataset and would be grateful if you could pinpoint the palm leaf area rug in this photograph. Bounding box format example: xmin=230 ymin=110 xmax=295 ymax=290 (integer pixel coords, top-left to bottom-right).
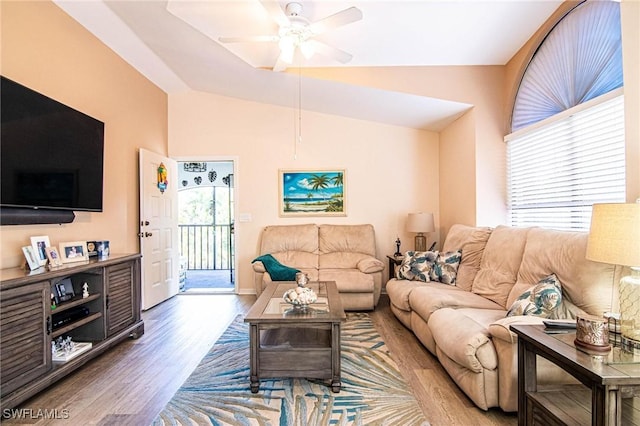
xmin=153 ymin=313 xmax=429 ymax=426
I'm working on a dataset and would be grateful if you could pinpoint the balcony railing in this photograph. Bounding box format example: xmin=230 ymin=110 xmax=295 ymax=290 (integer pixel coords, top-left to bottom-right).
xmin=179 ymin=224 xmax=232 ymax=270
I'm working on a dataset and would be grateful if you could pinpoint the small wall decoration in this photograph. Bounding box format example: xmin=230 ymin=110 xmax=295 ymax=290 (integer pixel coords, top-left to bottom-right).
xmin=194 ymin=176 xmax=202 ymax=185
xmin=30 ymin=235 xmax=51 ymax=267
xmin=157 ymin=162 xmax=168 ymax=193
xmin=208 ymin=171 xmax=217 ymax=182
xmin=182 ymin=180 xmax=188 ymax=187
xmin=183 ymin=162 xmax=207 ymax=172
xmin=279 ymin=169 xmax=346 ymax=217
xmin=59 ymin=241 xmax=89 ymax=263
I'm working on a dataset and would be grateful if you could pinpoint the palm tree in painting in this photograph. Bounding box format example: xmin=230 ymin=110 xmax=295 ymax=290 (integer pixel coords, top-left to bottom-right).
xmin=331 ymin=173 xmax=343 ymax=188
xmin=308 ymin=174 xmax=331 ymax=191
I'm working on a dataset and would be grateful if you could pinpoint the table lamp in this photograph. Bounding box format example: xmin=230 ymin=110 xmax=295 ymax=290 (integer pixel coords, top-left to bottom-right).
xmin=406 ymin=212 xmax=435 ymax=252
xmin=586 ymin=201 xmax=640 ymax=354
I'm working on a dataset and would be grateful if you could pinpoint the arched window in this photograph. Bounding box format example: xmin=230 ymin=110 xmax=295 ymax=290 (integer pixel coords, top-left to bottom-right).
xmin=511 ymin=1 xmax=623 ymax=132
xmin=507 ymin=1 xmax=625 ymax=231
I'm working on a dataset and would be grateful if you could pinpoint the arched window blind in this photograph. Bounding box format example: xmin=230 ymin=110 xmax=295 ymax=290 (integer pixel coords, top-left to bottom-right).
xmin=512 ymin=1 xmax=623 ymax=132
xmin=507 ymin=1 xmax=625 ymax=232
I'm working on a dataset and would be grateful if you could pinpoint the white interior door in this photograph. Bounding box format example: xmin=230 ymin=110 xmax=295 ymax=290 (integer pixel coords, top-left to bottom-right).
xmin=139 ymin=149 xmax=179 ymax=310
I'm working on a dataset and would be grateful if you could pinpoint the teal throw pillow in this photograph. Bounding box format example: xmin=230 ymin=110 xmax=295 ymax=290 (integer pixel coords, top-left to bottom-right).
xmin=506 ymin=274 xmax=562 ymax=317
xmin=252 ymin=254 xmax=300 ymax=281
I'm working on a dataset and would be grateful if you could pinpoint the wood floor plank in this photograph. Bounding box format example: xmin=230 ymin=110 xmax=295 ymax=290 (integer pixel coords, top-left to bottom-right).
xmin=2 ymin=294 xmax=516 ymax=425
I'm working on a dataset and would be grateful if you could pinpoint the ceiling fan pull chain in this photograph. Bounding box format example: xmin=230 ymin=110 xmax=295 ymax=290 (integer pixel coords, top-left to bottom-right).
xmin=298 ymin=65 xmax=302 ymax=145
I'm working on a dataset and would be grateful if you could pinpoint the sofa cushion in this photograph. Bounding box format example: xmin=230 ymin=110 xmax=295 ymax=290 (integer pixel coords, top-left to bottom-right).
xmin=472 ymin=226 xmax=531 ymax=308
xmin=429 ymin=250 xmax=462 ymax=285
xmin=396 ymin=251 xmax=438 ymax=282
xmin=508 ymin=227 xmax=617 ymax=316
xmin=386 ymin=279 xmax=433 ymax=311
xmin=409 ymin=284 xmax=503 ymax=323
xmin=319 ymin=224 xmax=377 ymax=257
xmin=442 ymin=225 xmax=493 ymax=291
xmin=506 ymin=274 xmax=562 ymax=317
xmin=319 ymin=269 xmax=374 ymax=293
xmin=261 ymin=223 xmax=318 ymax=253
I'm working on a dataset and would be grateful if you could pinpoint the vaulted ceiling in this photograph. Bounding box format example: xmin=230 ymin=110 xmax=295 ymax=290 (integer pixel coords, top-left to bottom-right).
xmin=54 ymin=0 xmax=563 ymax=130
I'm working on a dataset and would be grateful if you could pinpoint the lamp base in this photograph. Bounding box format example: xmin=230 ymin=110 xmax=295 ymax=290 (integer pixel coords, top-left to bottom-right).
xmin=620 ymin=268 xmax=640 ymax=354
xmin=414 ymin=234 xmax=426 ymax=252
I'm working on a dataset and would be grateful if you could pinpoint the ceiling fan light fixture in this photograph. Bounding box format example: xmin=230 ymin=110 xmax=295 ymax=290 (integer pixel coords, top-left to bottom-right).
xmin=299 ymin=41 xmax=315 ymax=59
xmin=278 ymin=35 xmax=296 ymax=63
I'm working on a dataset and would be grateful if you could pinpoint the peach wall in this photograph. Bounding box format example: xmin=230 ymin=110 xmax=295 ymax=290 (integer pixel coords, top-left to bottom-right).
xmin=439 ymin=109 xmax=476 ymax=237
xmin=300 ymin=66 xmax=507 ymax=228
xmin=0 ymin=1 xmax=167 ymax=268
xmin=169 ymin=90 xmax=439 ymax=294
xmin=621 ymin=0 xmax=640 ymax=202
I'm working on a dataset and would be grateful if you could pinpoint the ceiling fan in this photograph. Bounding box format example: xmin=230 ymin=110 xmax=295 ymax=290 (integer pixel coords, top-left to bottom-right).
xmin=218 ymin=1 xmax=363 ymax=72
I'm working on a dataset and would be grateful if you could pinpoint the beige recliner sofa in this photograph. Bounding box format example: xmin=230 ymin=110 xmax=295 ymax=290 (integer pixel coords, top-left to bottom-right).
xmin=252 ymin=223 xmax=385 ymax=311
xmin=387 ymin=224 xmax=618 ymax=411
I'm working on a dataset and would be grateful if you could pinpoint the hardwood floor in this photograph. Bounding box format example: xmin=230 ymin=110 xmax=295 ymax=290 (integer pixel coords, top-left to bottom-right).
xmin=2 ymin=294 xmax=517 ymax=425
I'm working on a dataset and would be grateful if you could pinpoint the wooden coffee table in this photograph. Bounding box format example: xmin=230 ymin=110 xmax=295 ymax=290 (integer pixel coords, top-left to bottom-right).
xmin=244 ymin=281 xmax=346 ymax=393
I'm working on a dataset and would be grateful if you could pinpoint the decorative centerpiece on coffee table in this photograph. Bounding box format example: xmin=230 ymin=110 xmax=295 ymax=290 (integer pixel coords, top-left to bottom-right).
xmin=283 ymin=286 xmax=317 ymax=309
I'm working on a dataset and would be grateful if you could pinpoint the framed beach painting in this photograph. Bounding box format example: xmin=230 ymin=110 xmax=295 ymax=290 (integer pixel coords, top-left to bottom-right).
xmin=279 ymin=169 xmax=346 ymax=217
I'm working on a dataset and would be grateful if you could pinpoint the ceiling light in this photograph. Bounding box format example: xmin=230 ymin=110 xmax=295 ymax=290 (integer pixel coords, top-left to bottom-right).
xmin=299 ymin=41 xmax=315 ymax=59
xmin=278 ymin=35 xmax=295 ymax=63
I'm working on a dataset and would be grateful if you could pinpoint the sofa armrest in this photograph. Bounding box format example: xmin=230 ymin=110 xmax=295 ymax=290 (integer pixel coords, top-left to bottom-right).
xmin=252 ymin=261 xmax=266 ymax=273
xmin=357 ymin=257 xmax=384 ymax=274
xmin=488 ymin=315 xmax=547 ymax=344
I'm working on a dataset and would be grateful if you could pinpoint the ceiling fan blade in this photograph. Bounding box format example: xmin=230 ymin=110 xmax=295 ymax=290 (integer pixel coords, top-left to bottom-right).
xmin=308 ymin=7 xmax=363 ymax=35
xmin=307 ymin=40 xmax=353 ymax=64
xmin=259 ymin=0 xmax=290 ymax=28
xmin=272 ymin=54 xmax=289 ymax=72
xmin=218 ymin=35 xmax=279 ymax=44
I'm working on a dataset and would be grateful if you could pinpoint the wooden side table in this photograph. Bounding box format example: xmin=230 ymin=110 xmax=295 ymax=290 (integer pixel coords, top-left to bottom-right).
xmin=386 ymin=255 xmax=403 ymax=280
xmin=510 ymin=324 xmax=640 ymax=426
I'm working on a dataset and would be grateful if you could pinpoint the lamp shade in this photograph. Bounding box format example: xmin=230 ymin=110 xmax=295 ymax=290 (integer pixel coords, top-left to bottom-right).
xmin=406 ymin=212 xmax=435 ymax=234
xmin=586 ymin=203 xmax=640 ymax=267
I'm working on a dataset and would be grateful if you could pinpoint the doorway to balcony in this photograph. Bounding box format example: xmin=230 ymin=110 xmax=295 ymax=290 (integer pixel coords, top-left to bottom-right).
xmin=177 ymin=160 xmax=235 ymax=293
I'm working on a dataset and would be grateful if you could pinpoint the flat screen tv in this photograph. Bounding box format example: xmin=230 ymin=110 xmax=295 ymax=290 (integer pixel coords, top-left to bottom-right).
xmin=1 ymin=76 xmax=105 ymax=213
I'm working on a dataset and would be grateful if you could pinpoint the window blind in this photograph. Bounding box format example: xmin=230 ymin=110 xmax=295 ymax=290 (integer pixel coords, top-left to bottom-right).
xmin=506 ymin=93 xmax=625 ymax=232
xmin=511 ymin=1 xmax=622 ymax=132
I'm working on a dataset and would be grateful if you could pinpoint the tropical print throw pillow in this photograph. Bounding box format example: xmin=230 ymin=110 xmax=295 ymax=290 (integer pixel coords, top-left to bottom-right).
xmin=506 ymin=274 xmax=562 ymax=317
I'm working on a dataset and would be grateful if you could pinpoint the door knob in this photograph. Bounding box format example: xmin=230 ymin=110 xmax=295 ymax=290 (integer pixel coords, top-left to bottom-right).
xmin=145 ymin=232 xmax=153 ymax=237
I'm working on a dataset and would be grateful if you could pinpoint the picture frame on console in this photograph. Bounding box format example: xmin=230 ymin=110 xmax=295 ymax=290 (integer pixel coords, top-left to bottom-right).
xmin=59 ymin=241 xmax=89 ymax=264
xmin=21 ymin=246 xmax=41 ymax=271
xmin=279 ymin=169 xmax=346 ymax=217
xmin=45 ymin=247 xmax=63 ymax=268
xmin=30 ymin=235 xmax=51 ymax=267
xmin=53 ymin=278 xmax=75 ymax=303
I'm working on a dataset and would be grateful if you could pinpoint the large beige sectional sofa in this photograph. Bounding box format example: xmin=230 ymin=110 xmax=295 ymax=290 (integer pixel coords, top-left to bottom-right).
xmin=252 ymin=224 xmax=384 ymax=310
xmin=387 ymin=224 xmax=618 ymax=411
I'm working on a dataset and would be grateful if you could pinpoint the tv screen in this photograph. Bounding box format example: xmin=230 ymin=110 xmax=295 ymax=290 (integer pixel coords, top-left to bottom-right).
xmin=1 ymin=76 xmax=105 ymax=212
